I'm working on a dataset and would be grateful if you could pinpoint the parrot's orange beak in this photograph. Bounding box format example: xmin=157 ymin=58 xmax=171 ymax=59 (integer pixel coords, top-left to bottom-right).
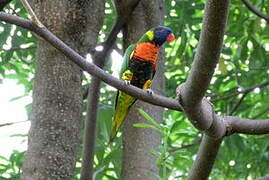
xmin=166 ymin=33 xmax=175 ymax=42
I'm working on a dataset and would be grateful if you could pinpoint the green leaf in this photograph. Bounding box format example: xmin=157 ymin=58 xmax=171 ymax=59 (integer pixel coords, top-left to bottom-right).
xmin=137 ymin=108 xmax=162 ymax=129
xmin=133 ymin=123 xmax=161 ymax=132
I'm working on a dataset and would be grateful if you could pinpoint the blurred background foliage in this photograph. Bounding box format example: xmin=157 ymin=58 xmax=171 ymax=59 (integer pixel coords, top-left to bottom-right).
xmin=0 ymin=0 xmax=268 ymax=179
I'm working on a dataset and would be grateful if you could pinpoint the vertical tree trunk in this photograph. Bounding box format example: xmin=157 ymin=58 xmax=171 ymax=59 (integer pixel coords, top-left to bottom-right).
xmin=21 ymin=1 xmax=104 ymax=179
xmin=121 ymin=0 xmax=165 ymax=179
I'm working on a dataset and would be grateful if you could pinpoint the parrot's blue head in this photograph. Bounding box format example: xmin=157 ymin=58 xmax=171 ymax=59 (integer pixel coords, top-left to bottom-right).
xmin=146 ymin=26 xmax=175 ymax=46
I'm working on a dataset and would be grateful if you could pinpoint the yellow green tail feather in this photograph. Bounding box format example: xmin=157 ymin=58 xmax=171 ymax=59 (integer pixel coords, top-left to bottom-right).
xmin=109 ymin=92 xmax=136 ymax=142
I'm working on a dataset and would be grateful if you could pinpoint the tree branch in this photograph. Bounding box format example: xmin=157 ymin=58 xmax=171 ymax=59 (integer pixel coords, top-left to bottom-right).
xmin=187 ymin=135 xmax=223 ymax=180
xmin=175 ymin=1 xmax=230 ymax=177
xmin=0 ymin=12 xmax=183 ymax=112
xmin=252 ymin=107 xmax=269 ymax=119
xmin=241 ymin=0 xmax=269 ymax=22
xmin=177 ymin=0 xmax=230 ymax=136
xmin=81 ymin=77 xmax=102 ymax=180
xmin=169 ymin=137 xmax=201 ymax=153
xmin=229 ymin=92 xmax=249 ymax=115
xmin=225 ymin=116 xmax=269 ymax=135
xmin=92 ymin=0 xmax=142 ymax=67
xmin=212 ymin=81 xmax=269 ymax=102
xmin=0 ymin=0 xmax=12 ymax=11
xmin=19 ymin=0 xmax=44 ymax=27
xmin=256 ymin=175 xmax=269 ymax=180
xmin=0 ymin=120 xmax=28 ymax=127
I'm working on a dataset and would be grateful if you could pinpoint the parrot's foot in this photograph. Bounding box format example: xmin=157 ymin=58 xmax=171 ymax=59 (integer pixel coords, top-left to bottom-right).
xmin=124 ymin=80 xmax=131 ymax=85
xmin=146 ymin=89 xmax=154 ymax=95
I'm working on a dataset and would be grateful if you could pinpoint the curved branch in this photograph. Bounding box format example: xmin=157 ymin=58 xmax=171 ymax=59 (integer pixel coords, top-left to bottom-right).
xmin=241 ymin=0 xmax=269 ymax=22
xmin=177 ymin=0 xmax=230 ymax=136
xmin=225 ymin=116 xmax=269 ymax=135
xmin=0 ymin=12 xmax=183 ymax=111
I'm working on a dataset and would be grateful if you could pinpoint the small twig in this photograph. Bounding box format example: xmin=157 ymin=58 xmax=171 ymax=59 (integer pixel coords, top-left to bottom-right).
xmin=229 ymin=92 xmax=249 ymax=115
xmin=0 ymin=120 xmax=28 ymax=127
xmin=252 ymin=107 xmax=269 ymax=119
xmin=212 ymin=81 xmax=269 ymax=102
xmin=249 ymin=66 xmax=269 ymax=70
xmin=20 ymin=0 xmax=44 ymax=28
xmin=169 ymin=137 xmax=202 ymax=153
xmin=241 ymin=0 xmax=269 ymax=22
xmin=92 ymin=166 xmax=106 ymax=180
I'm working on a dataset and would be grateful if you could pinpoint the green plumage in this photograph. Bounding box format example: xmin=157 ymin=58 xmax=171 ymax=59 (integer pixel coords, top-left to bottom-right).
xmin=109 ymin=44 xmax=136 ymax=142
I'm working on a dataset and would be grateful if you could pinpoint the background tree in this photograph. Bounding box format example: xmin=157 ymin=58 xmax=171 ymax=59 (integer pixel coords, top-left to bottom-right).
xmin=0 ymin=0 xmax=269 ymax=179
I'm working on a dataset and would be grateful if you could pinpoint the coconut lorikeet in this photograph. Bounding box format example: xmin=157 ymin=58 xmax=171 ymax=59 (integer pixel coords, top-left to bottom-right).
xmin=109 ymin=26 xmax=175 ymax=142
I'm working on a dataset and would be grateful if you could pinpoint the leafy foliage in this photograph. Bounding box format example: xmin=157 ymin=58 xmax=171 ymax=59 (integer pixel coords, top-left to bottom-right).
xmin=1 ymin=0 xmax=269 ymax=179
xmin=0 ymin=151 xmax=24 ymax=179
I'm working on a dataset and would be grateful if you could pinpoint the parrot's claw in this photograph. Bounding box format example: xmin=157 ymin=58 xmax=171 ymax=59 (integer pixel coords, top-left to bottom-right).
xmin=124 ymin=80 xmax=131 ymax=85
xmin=146 ymin=89 xmax=154 ymax=95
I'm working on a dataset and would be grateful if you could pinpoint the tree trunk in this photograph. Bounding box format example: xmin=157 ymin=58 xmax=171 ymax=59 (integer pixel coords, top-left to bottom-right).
xmin=21 ymin=1 xmax=104 ymax=179
xmin=121 ymin=0 xmax=165 ymax=179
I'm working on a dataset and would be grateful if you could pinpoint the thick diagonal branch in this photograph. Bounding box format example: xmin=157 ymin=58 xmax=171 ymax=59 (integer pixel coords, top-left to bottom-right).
xmin=0 ymin=12 xmax=183 ymax=110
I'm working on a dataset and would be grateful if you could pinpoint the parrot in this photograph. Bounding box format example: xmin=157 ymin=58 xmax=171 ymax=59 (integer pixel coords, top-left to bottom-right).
xmin=109 ymin=26 xmax=175 ymax=142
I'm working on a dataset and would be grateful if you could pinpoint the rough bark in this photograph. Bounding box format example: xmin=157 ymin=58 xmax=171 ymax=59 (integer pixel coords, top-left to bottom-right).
xmin=21 ymin=1 xmax=102 ymax=179
xmin=121 ymin=0 xmax=164 ymax=179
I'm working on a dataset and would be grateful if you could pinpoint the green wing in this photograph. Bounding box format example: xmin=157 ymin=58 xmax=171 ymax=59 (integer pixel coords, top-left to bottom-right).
xmin=109 ymin=44 xmax=136 ymax=142
xmin=119 ymin=44 xmax=136 ymax=78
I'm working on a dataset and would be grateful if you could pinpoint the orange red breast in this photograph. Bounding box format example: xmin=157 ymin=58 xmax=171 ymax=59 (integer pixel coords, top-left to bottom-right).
xmin=132 ymin=42 xmax=160 ymax=69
